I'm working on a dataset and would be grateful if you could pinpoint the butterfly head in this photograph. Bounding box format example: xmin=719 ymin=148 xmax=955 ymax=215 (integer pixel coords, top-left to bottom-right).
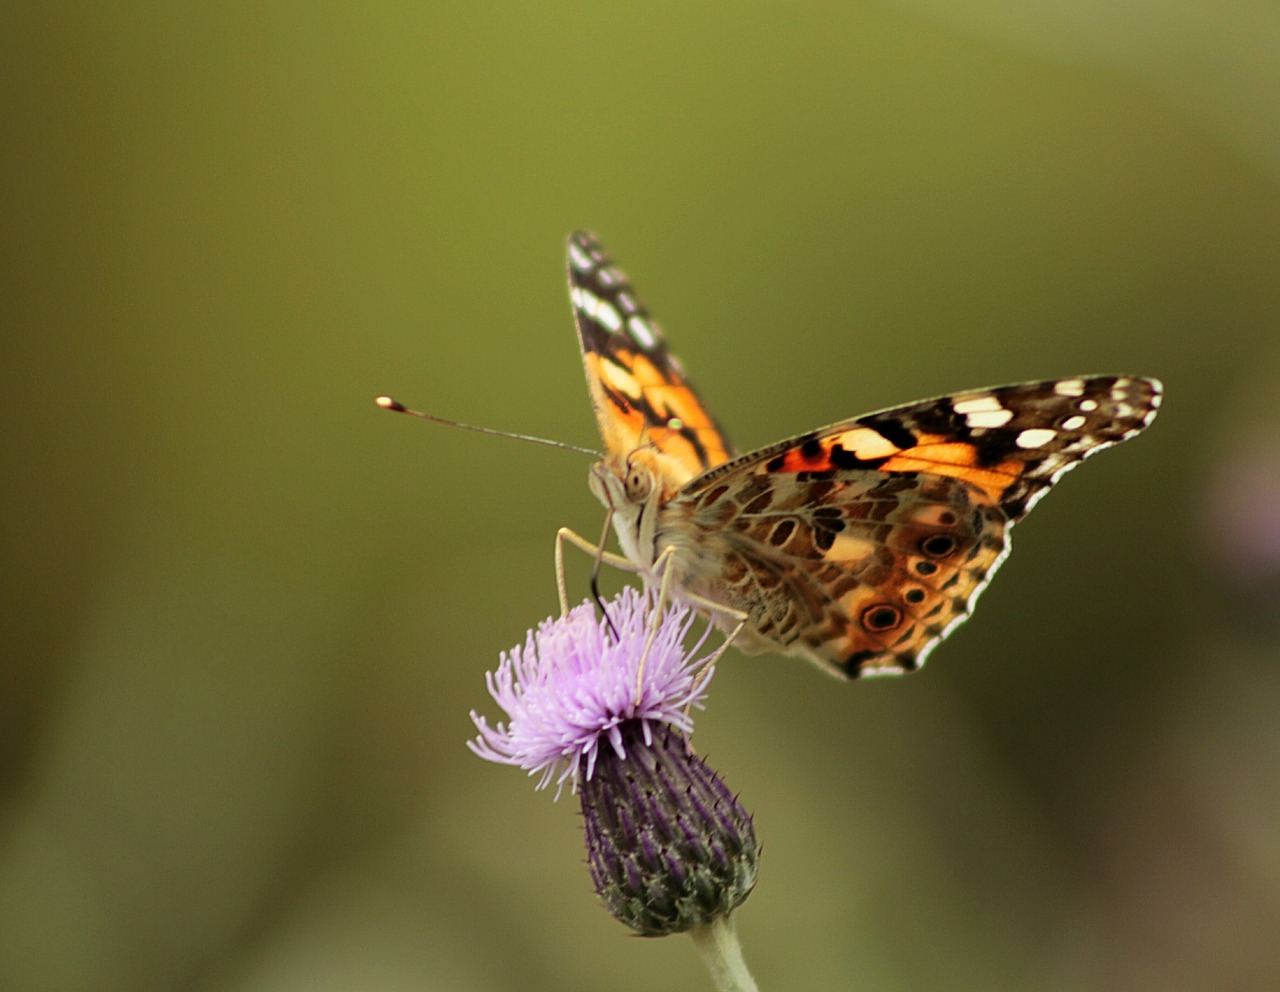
xmin=588 ymin=447 xmax=669 ymax=571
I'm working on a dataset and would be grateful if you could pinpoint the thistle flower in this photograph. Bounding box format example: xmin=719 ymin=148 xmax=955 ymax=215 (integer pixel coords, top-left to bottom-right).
xmin=469 ymin=586 xmax=761 ymax=954
xmin=468 ymin=586 xmax=714 ymax=795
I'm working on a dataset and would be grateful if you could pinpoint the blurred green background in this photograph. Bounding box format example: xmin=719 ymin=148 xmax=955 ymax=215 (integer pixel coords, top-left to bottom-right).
xmin=4 ymin=3 xmax=1279 ymax=990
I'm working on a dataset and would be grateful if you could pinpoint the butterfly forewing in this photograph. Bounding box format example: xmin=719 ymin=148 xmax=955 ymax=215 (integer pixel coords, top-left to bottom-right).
xmin=567 ymin=231 xmax=734 ymax=487
xmin=852 ymin=376 xmax=1163 ymax=520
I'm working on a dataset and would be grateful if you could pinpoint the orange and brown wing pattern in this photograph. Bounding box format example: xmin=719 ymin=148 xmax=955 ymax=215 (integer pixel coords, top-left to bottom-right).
xmin=674 ymin=469 xmax=1010 ymax=678
xmin=695 ymin=376 xmax=1162 ymax=518
xmin=846 ymin=376 xmax=1162 ymax=521
xmin=673 ymin=376 xmax=1162 ymax=677
xmin=567 ymin=232 xmax=734 ymax=489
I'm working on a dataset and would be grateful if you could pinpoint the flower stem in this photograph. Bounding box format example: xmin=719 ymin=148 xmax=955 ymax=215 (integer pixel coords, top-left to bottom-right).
xmin=689 ymin=915 xmax=760 ymax=992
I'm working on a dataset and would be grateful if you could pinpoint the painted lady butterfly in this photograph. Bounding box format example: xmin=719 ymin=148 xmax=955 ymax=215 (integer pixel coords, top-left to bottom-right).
xmin=563 ymin=231 xmax=1162 ymax=679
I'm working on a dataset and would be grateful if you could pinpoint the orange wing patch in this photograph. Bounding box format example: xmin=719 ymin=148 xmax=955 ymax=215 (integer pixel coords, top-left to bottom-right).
xmin=879 ymin=437 xmax=1024 ymax=504
xmin=748 ymin=428 xmax=1021 ymax=504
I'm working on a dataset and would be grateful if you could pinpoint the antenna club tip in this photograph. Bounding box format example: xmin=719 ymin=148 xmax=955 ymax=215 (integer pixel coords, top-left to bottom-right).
xmin=375 ymin=395 xmax=406 ymax=412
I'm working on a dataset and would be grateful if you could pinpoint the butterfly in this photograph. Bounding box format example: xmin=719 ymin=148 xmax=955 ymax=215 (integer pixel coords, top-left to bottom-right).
xmin=561 ymin=231 xmax=1162 ymax=679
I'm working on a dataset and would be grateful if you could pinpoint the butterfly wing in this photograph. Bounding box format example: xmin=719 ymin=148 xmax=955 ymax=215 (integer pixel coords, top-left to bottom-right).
xmin=567 ymin=232 xmax=735 ymax=487
xmin=670 ymin=376 xmax=1162 ymax=678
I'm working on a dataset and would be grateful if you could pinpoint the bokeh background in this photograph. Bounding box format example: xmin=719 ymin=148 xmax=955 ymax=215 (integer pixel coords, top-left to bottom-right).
xmin=4 ymin=4 xmax=1279 ymax=990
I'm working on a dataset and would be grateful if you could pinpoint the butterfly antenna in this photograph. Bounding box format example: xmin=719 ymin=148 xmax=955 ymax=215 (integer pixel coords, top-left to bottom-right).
xmin=590 ymin=510 xmax=621 ymax=641
xmin=375 ymin=396 xmax=600 ymax=458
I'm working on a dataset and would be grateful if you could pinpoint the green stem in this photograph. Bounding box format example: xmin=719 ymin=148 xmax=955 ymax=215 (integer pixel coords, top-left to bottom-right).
xmin=689 ymin=915 xmax=760 ymax=992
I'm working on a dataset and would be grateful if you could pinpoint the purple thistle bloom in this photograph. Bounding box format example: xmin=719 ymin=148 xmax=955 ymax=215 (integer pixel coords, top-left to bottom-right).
xmin=469 ymin=586 xmax=760 ymax=937
xmin=468 ymin=586 xmax=715 ymax=796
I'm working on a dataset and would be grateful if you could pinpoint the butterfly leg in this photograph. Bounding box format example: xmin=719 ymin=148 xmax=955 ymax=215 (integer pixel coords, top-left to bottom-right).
xmin=635 ymin=545 xmax=749 ymax=706
xmin=633 ymin=546 xmax=679 ymax=702
xmin=682 ymin=589 xmax=748 ymax=695
xmin=554 ymin=524 xmax=638 ymax=616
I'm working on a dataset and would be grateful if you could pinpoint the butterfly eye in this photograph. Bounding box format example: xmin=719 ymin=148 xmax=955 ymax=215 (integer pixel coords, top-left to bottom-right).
xmin=625 ymin=466 xmax=652 ymax=500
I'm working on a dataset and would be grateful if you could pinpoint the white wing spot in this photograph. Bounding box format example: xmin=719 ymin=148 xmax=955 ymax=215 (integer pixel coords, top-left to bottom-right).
xmin=627 ymin=315 xmax=657 ymax=348
xmin=1016 ymin=428 xmax=1059 ymax=449
xmin=568 ymin=242 xmax=593 ymax=272
xmin=953 ymin=395 xmax=1006 ymax=415
xmin=1054 ymin=379 xmax=1086 ymax=397
xmin=953 ymin=395 xmax=1015 ymax=428
xmin=595 ymin=300 xmax=621 ymax=332
xmin=964 ymin=409 xmax=1015 ymax=429
xmin=1060 ymin=414 xmax=1087 ymax=431
xmin=1078 ymin=398 xmax=1099 ymax=412
xmin=571 ymin=287 xmax=621 ymax=332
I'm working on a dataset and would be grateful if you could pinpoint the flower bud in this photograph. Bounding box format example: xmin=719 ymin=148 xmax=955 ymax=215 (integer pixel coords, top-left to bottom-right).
xmin=581 ymin=722 xmax=759 ymax=937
